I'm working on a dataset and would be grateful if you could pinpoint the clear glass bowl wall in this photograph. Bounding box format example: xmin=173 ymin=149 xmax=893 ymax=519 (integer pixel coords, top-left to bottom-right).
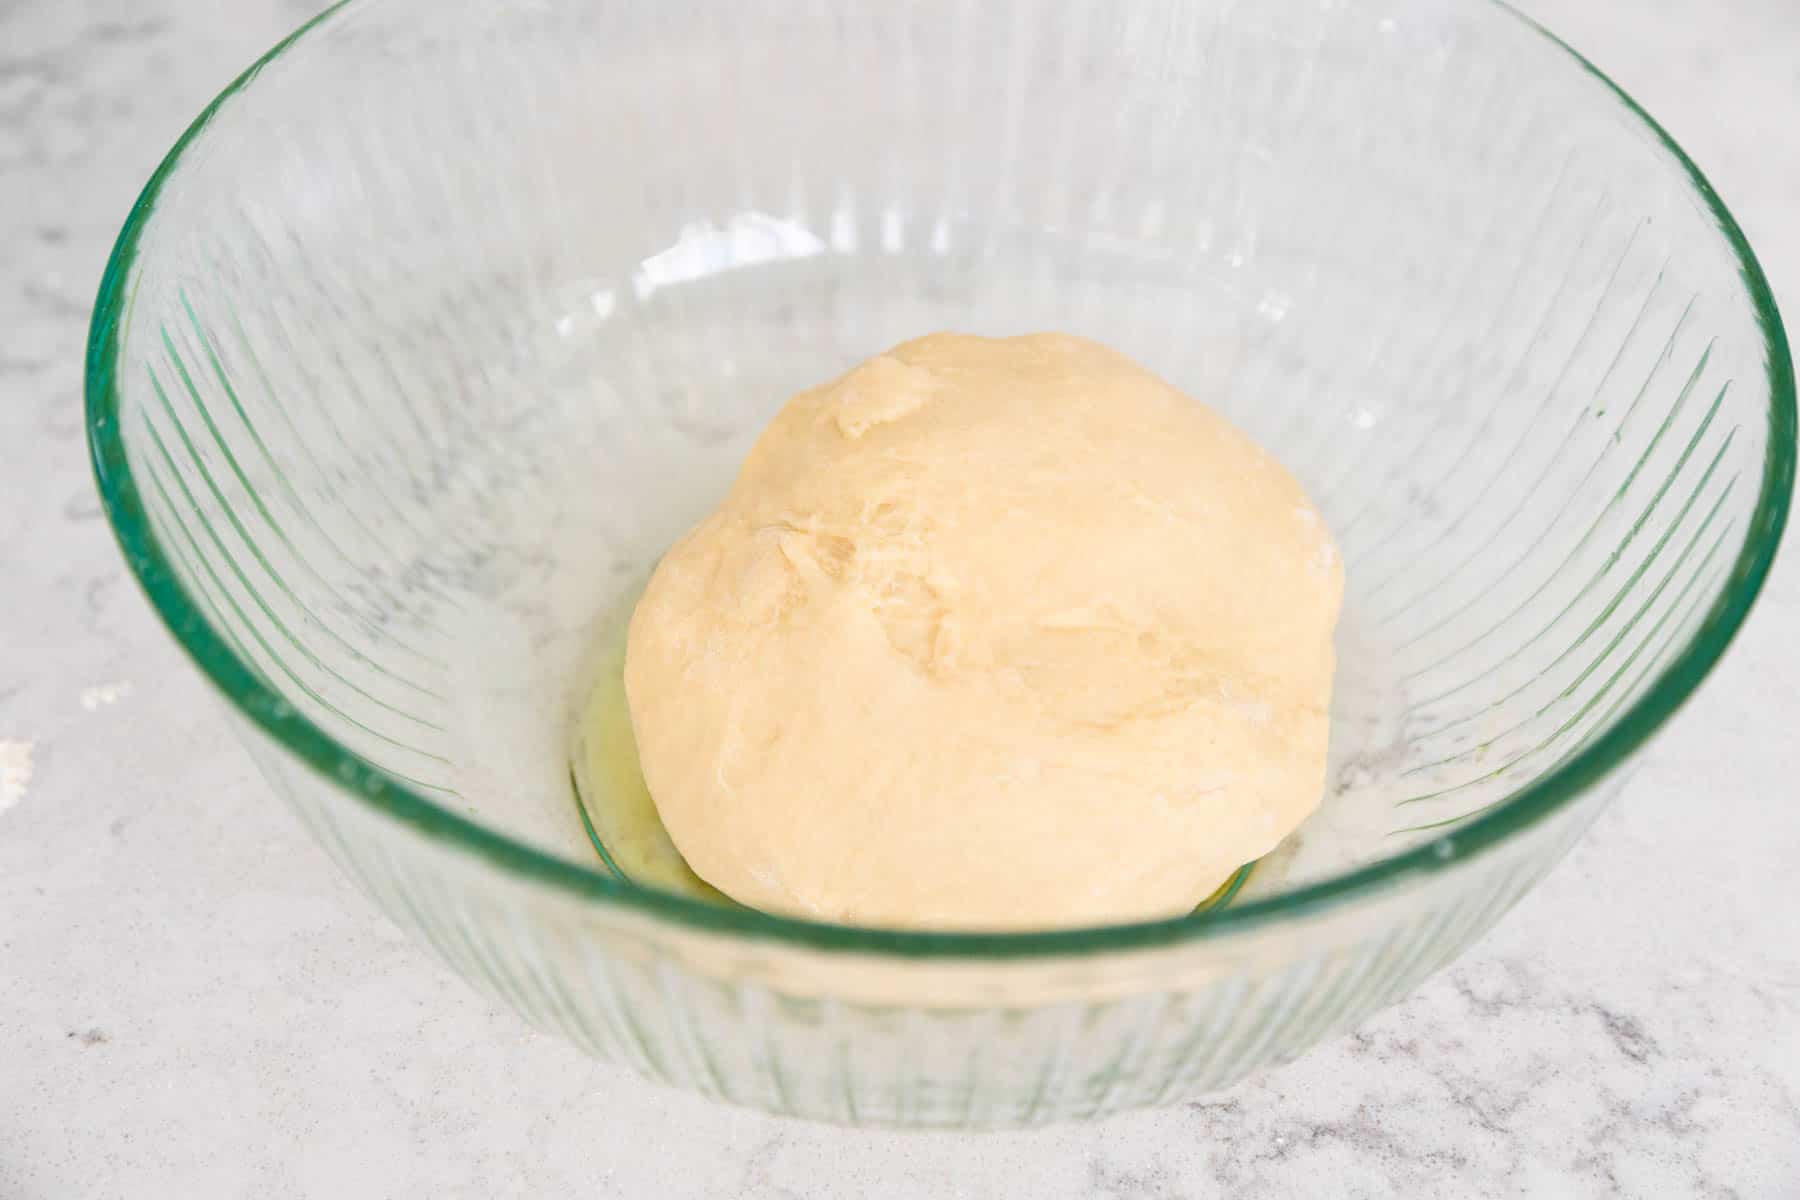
xmin=88 ymin=0 xmax=1791 ymax=1126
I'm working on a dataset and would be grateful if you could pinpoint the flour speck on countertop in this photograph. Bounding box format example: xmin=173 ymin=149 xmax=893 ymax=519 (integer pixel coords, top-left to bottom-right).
xmin=0 ymin=739 xmax=33 ymax=813
xmin=79 ymin=681 xmax=134 ymax=711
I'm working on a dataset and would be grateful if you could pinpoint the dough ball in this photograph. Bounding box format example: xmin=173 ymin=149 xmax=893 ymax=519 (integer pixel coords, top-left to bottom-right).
xmin=624 ymin=333 xmax=1342 ymax=930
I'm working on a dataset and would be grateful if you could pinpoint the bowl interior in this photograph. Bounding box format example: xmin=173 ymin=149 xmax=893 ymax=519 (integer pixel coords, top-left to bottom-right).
xmin=93 ymin=0 xmax=1789 ymax=929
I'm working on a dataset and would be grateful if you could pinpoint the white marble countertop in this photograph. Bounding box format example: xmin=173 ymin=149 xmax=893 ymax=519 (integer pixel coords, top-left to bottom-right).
xmin=4 ymin=1 xmax=1798 ymax=1195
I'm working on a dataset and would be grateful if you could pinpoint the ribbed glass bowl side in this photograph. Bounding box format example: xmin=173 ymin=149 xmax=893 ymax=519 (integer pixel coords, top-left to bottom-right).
xmin=88 ymin=0 xmax=1791 ymax=1126
xmin=239 ymin=706 xmax=1623 ymax=1126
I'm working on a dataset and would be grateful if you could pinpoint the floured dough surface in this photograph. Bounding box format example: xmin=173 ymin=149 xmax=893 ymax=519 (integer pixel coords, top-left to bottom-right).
xmin=623 ymin=333 xmax=1342 ymax=929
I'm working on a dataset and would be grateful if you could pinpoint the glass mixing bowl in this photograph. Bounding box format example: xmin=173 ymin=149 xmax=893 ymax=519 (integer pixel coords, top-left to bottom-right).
xmin=88 ymin=0 xmax=1792 ymax=1127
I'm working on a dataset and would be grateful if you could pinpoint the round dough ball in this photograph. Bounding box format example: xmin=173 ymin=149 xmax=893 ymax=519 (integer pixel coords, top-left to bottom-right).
xmin=624 ymin=333 xmax=1342 ymax=930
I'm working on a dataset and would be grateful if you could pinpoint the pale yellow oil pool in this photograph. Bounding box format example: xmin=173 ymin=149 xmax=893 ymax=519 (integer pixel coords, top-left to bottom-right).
xmin=570 ymin=627 xmax=735 ymax=905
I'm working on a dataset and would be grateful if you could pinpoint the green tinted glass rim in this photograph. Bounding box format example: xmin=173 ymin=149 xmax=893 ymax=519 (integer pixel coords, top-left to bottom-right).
xmin=86 ymin=0 xmax=1794 ymax=959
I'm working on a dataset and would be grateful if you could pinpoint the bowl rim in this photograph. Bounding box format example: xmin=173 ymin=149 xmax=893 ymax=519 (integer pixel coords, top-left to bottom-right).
xmin=87 ymin=0 xmax=1794 ymax=959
